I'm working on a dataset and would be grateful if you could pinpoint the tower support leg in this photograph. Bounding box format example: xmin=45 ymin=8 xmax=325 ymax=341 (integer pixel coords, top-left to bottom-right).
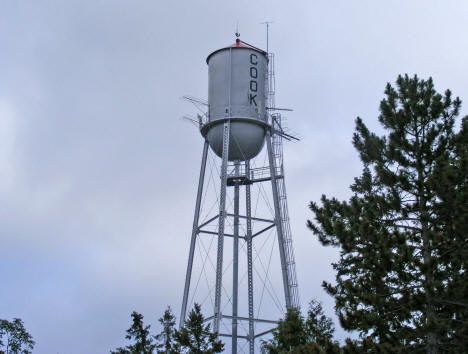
xmin=266 ymin=129 xmax=292 ymax=309
xmin=180 ymin=140 xmax=210 ymax=327
xmin=232 ymin=160 xmax=240 ymax=354
xmin=245 ymin=160 xmax=255 ymax=354
xmin=214 ymin=120 xmax=230 ymax=333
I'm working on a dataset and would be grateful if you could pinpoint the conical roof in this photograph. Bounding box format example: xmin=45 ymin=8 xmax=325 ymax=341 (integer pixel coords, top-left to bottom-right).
xmin=206 ymin=39 xmax=267 ymax=63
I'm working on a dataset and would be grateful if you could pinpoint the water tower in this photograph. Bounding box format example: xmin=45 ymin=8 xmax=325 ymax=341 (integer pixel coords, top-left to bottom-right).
xmin=181 ymin=35 xmax=299 ymax=353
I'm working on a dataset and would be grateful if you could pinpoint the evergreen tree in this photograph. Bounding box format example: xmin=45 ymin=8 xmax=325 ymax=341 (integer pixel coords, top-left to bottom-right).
xmin=261 ymin=308 xmax=308 ymax=353
xmin=429 ymin=117 xmax=468 ymax=351
xmin=261 ymin=301 xmax=340 ymax=353
xmin=111 ymin=311 xmax=156 ymax=354
xmin=0 ymin=318 xmax=35 ymax=354
xmin=305 ymin=300 xmax=335 ymax=347
xmin=308 ymin=75 xmax=468 ymax=353
xmin=155 ymin=307 xmax=178 ymax=354
xmin=175 ymin=303 xmax=223 ymax=354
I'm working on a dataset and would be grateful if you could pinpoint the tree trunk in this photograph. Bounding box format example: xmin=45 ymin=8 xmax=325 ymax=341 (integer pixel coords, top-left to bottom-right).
xmin=417 ymin=127 xmax=438 ymax=354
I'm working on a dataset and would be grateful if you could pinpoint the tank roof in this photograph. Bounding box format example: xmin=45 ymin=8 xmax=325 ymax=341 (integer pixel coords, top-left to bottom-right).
xmin=206 ymin=39 xmax=267 ymax=63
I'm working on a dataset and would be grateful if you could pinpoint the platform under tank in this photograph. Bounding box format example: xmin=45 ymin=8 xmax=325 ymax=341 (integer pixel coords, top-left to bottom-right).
xmin=201 ymin=39 xmax=268 ymax=161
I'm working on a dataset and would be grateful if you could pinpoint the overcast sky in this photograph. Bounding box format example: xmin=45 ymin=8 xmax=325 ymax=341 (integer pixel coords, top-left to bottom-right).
xmin=1 ymin=1 xmax=467 ymax=353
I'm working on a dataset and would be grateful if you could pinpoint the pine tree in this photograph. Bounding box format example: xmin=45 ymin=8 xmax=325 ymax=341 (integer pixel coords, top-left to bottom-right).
xmin=111 ymin=311 xmax=156 ymax=354
xmin=428 ymin=117 xmax=468 ymax=351
xmin=261 ymin=301 xmax=340 ymax=353
xmin=261 ymin=308 xmax=308 ymax=353
xmin=305 ymin=300 xmax=335 ymax=347
xmin=155 ymin=307 xmax=178 ymax=354
xmin=175 ymin=303 xmax=223 ymax=354
xmin=308 ymin=75 xmax=468 ymax=352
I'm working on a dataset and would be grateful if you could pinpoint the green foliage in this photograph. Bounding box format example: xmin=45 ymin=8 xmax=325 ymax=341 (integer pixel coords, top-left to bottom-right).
xmin=261 ymin=300 xmax=340 ymax=353
xmin=154 ymin=307 xmax=178 ymax=354
xmin=0 ymin=318 xmax=35 ymax=354
xmin=113 ymin=304 xmax=223 ymax=354
xmin=175 ymin=304 xmax=223 ymax=354
xmin=111 ymin=311 xmax=156 ymax=354
xmin=262 ymin=307 xmax=308 ymax=353
xmin=308 ymin=74 xmax=468 ymax=352
xmin=305 ymin=300 xmax=335 ymax=347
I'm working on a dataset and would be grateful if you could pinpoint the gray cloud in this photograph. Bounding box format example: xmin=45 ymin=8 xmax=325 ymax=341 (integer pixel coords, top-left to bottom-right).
xmin=1 ymin=1 xmax=467 ymax=353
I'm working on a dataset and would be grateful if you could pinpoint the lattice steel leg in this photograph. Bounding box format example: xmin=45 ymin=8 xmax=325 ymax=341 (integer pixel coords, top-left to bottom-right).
xmin=180 ymin=140 xmax=210 ymax=327
xmin=245 ymin=160 xmax=255 ymax=354
xmin=214 ymin=120 xmax=230 ymax=333
xmin=232 ymin=161 xmax=240 ymax=354
xmin=266 ymin=129 xmax=292 ymax=309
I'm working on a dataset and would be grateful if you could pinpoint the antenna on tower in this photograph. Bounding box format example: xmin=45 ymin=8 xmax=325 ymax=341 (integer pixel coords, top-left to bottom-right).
xmin=260 ymin=21 xmax=274 ymax=53
xmin=235 ymin=20 xmax=240 ymax=38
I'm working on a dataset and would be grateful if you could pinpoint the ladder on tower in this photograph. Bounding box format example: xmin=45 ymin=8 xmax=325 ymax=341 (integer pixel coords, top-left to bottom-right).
xmin=268 ymin=52 xmax=300 ymax=309
xmin=271 ymin=114 xmax=299 ymax=308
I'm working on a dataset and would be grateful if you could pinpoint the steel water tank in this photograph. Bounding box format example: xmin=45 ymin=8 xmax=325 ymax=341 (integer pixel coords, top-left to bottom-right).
xmin=201 ymin=39 xmax=268 ymax=161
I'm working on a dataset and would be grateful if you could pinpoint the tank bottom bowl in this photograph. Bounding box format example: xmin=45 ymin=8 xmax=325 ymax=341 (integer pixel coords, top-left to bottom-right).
xmin=205 ymin=120 xmax=266 ymax=161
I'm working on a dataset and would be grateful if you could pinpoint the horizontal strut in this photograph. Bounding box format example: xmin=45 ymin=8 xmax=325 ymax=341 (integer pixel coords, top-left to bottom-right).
xmin=226 ymin=175 xmax=284 ymax=186
xmin=221 ymin=314 xmax=278 ymax=324
xmin=199 ymin=214 xmax=274 ymax=227
xmin=204 ymin=315 xmax=277 ymax=325
xmin=254 ymin=328 xmax=275 ymax=338
xmin=252 ymin=224 xmax=276 ymax=238
xmin=219 ymin=333 xmax=249 ymax=339
xmin=198 ymin=214 xmax=220 ymax=229
xmin=199 ymin=230 xmax=241 ymax=239
xmin=226 ymin=214 xmax=274 ymax=224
